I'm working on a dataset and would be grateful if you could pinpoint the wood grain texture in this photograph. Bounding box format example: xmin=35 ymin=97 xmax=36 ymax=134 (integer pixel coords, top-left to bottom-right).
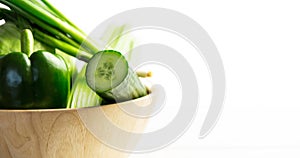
xmin=0 ymin=95 xmax=151 ymax=158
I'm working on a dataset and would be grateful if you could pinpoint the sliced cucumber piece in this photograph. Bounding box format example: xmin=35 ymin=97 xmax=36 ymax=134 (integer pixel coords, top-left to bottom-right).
xmin=86 ymin=50 xmax=128 ymax=93
xmin=86 ymin=50 xmax=147 ymax=103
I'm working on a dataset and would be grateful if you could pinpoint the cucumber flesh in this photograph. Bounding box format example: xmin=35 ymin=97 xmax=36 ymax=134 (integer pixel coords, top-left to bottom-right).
xmin=86 ymin=50 xmax=128 ymax=93
xmin=86 ymin=50 xmax=147 ymax=103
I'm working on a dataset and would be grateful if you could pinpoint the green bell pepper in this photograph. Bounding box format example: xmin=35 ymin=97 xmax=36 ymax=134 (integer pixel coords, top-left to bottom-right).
xmin=0 ymin=29 xmax=70 ymax=109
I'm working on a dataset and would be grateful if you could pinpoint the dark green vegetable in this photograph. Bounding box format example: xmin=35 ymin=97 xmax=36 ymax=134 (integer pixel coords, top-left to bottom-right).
xmin=0 ymin=52 xmax=33 ymax=108
xmin=0 ymin=29 xmax=70 ymax=109
xmin=0 ymin=21 xmax=77 ymax=89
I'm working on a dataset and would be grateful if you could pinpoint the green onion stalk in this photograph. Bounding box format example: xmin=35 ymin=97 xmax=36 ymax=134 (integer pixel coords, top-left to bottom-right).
xmin=0 ymin=0 xmax=98 ymax=62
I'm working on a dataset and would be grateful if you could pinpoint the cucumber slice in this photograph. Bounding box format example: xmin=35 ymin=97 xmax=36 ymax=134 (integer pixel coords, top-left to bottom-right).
xmin=86 ymin=50 xmax=147 ymax=103
xmin=86 ymin=50 xmax=128 ymax=93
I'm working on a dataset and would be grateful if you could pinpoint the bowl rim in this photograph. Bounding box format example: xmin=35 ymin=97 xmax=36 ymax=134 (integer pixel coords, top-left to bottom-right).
xmin=0 ymin=93 xmax=152 ymax=113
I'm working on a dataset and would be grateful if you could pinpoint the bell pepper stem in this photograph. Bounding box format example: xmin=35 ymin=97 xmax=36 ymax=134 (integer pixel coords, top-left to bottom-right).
xmin=21 ymin=29 xmax=34 ymax=56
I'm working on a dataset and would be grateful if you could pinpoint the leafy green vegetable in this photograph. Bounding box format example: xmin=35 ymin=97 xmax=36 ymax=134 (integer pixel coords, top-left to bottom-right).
xmin=68 ymin=65 xmax=102 ymax=108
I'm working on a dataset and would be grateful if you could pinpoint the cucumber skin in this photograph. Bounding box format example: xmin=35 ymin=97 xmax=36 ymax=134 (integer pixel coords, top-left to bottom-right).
xmin=99 ymin=68 xmax=147 ymax=103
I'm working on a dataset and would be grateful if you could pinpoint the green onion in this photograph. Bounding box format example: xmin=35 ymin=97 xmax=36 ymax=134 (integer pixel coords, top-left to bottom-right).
xmin=33 ymin=28 xmax=92 ymax=62
xmin=0 ymin=0 xmax=99 ymax=61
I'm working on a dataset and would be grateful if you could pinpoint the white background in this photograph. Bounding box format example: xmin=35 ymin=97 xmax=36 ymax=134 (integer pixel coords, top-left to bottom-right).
xmin=51 ymin=0 xmax=300 ymax=157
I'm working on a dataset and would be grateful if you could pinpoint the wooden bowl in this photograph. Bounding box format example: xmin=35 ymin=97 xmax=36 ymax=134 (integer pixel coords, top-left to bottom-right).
xmin=0 ymin=95 xmax=152 ymax=158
